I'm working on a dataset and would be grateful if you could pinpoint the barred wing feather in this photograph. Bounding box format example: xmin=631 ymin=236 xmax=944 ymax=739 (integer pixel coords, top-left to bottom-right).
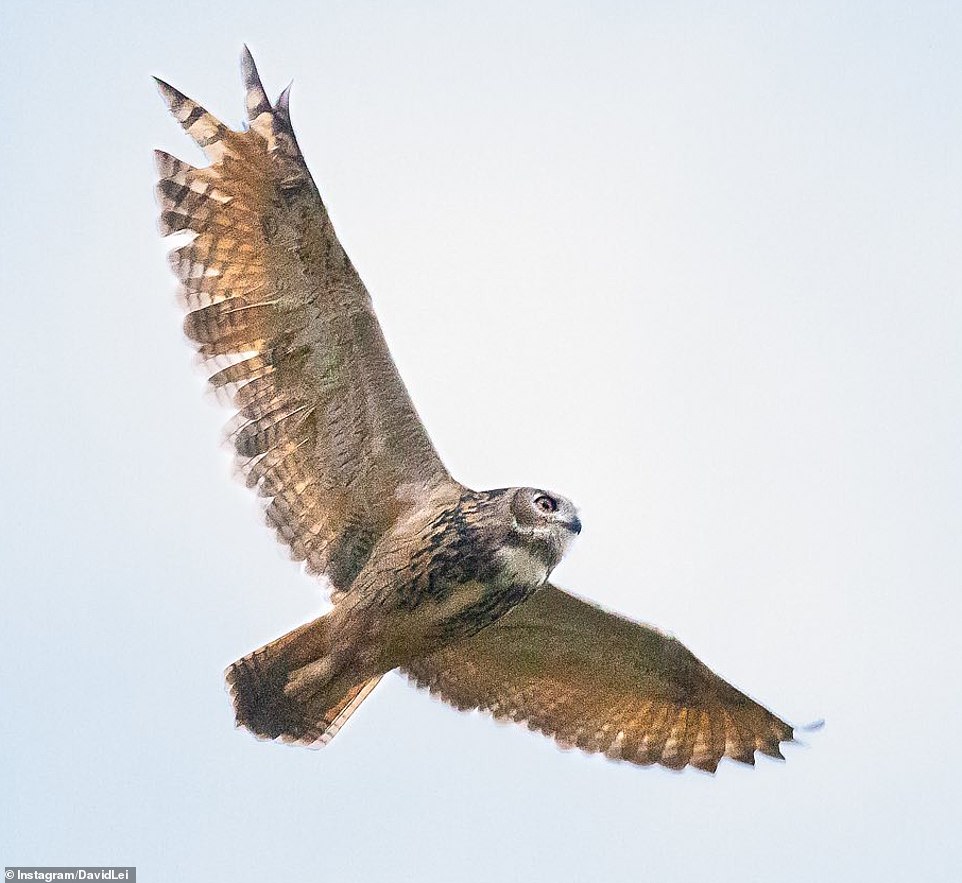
xmin=155 ymin=48 xmax=451 ymax=597
xmin=405 ymin=584 xmax=795 ymax=773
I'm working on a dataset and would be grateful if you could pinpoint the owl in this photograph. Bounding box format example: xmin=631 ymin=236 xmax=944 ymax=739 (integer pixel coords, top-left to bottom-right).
xmin=155 ymin=48 xmax=807 ymax=773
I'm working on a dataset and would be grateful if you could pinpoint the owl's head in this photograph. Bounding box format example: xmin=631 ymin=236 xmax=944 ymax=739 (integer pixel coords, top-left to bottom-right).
xmin=503 ymin=487 xmax=581 ymax=577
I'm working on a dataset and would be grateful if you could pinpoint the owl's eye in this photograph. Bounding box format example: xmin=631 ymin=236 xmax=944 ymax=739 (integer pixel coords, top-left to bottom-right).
xmin=534 ymin=494 xmax=557 ymax=514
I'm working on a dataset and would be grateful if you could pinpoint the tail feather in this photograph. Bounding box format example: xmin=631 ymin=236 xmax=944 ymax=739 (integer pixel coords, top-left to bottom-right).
xmin=225 ymin=615 xmax=380 ymax=746
xmin=314 ymin=675 xmax=383 ymax=746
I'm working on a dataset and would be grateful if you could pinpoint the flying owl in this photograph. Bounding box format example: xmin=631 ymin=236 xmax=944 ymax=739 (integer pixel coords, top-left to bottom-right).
xmin=155 ymin=48 xmax=802 ymax=773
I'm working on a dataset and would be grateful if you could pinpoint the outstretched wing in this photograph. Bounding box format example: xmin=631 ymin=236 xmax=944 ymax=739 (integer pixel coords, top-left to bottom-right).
xmin=155 ymin=49 xmax=453 ymax=596
xmin=404 ymin=583 xmax=794 ymax=773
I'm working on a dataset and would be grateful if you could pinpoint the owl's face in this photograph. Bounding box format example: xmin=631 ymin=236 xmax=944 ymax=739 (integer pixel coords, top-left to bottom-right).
xmin=505 ymin=487 xmax=582 ymax=575
xmin=510 ymin=487 xmax=581 ymax=534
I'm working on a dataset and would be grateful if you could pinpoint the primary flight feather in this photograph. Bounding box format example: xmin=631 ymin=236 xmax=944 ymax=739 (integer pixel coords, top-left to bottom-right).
xmin=155 ymin=48 xmax=798 ymax=773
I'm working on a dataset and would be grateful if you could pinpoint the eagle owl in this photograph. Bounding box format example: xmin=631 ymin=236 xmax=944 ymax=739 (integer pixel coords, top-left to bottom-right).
xmin=154 ymin=48 xmax=803 ymax=773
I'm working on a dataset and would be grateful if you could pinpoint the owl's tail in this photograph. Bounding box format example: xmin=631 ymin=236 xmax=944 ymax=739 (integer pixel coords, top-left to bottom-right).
xmin=225 ymin=615 xmax=381 ymax=746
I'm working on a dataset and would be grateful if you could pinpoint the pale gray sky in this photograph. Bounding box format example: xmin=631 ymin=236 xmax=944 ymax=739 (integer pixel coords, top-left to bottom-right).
xmin=2 ymin=2 xmax=960 ymax=880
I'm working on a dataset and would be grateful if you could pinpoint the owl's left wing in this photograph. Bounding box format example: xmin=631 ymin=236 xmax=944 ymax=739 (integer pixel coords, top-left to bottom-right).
xmin=404 ymin=583 xmax=795 ymax=773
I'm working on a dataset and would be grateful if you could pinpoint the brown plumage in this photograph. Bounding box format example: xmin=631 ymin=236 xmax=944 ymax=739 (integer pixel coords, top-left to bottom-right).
xmin=405 ymin=586 xmax=793 ymax=772
xmin=155 ymin=48 xmax=806 ymax=774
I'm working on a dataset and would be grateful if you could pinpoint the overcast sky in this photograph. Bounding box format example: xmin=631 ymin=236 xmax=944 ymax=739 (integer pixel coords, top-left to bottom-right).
xmin=2 ymin=2 xmax=960 ymax=880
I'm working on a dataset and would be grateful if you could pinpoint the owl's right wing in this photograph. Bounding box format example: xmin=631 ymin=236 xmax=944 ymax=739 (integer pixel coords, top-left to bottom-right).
xmin=155 ymin=49 xmax=455 ymax=597
xmin=404 ymin=583 xmax=795 ymax=773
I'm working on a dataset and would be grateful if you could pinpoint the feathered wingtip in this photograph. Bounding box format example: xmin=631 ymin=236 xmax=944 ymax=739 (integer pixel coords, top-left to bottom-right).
xmin=240 ymin=44 xmax=272 ymax=121
xmin=154 ymin=48 xmax=309 ymax=198
xmin=277 ymin=81 xmax=293 ymax=114
xmin=239 ymin=46 xmax=295 ymax=139
xmin=152 ymin=74 xmax=234 ymax=161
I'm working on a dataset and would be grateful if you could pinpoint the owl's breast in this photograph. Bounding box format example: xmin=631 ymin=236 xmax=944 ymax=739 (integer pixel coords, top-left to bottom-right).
xmin=416 ymin=540 xmax=548 ymax=639
xmin=374 ymin=494 xmax=551 ymax=663
xmin=430 ymin=578 xmax=536 ymax=644
xmin=377 ymin=572 xmax=537 ymax=668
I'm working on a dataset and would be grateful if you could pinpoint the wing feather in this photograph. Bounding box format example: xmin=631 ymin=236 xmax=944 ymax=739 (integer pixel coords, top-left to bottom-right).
xmin=404 ymin=583 xmax=795 ymax=773
xmin=156 ymin=50 xmax=453 ymax=596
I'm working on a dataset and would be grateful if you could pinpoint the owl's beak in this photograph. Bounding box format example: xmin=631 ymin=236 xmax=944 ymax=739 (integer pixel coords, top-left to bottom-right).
xmin=561 ymin=516 xmax=582 ymax=535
